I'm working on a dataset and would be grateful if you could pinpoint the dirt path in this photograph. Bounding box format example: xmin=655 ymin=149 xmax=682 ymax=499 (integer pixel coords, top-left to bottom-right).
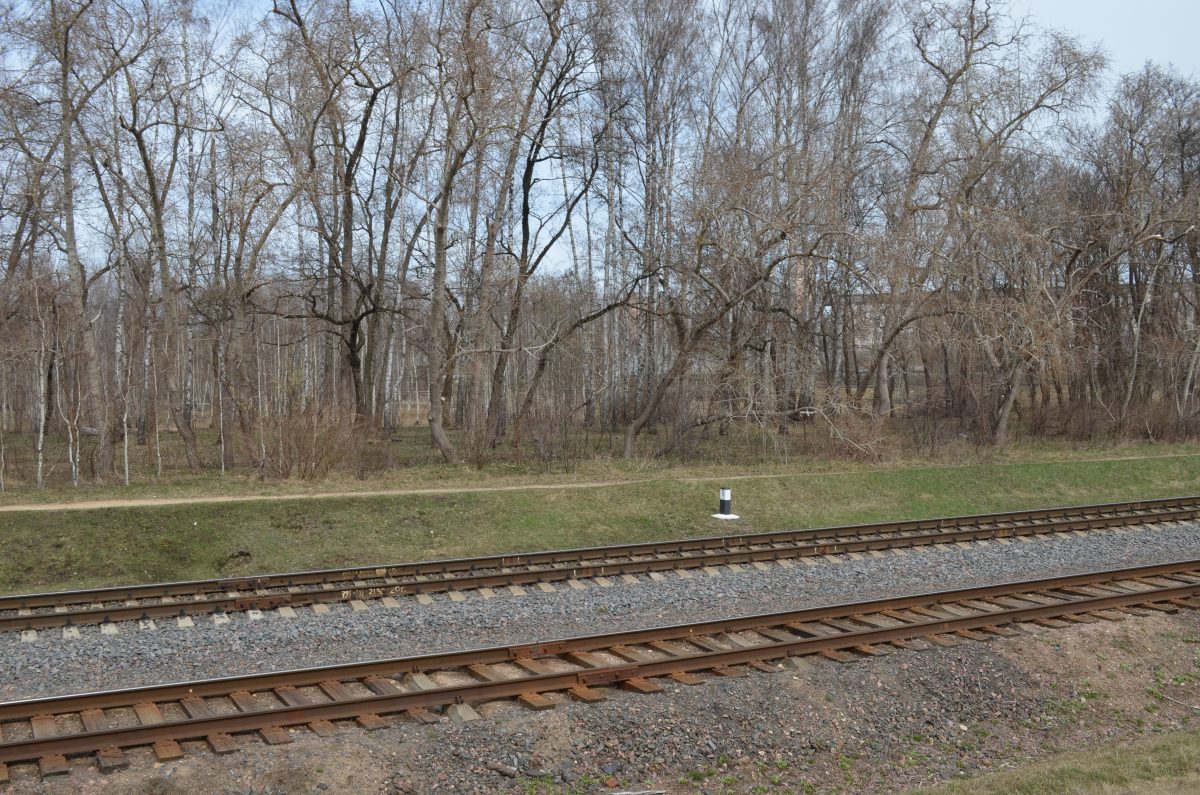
xmin=0 ymin=451 xmax=1196 ymax=513
xmin=0 ymin=479 xmax=654 ymax=513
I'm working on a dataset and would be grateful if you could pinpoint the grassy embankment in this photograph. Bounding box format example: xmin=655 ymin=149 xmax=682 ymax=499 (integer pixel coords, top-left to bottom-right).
xmin=2 ymin=452 xmax=1199 ymax=594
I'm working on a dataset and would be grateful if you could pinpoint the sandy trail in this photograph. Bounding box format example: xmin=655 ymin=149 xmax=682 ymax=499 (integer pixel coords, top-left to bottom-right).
xmin=0 ymin=479 xmax=651 ymax=512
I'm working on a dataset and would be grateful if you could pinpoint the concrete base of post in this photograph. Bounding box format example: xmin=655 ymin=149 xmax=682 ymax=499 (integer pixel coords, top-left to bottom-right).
xmin=711 ymin=512 xmax=740 ymax=520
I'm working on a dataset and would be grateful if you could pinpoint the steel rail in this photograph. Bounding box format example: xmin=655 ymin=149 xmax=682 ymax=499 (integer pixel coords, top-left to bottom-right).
xmin=2 ymin=495 xmax=1198 ymax=634
xmin=2 ymin=558 xmax=1199 ymax=780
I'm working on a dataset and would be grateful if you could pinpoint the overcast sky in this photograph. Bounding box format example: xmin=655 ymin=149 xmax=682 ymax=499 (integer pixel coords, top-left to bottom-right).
xmin=1008 ymin=0 xmax=1199 ymax=80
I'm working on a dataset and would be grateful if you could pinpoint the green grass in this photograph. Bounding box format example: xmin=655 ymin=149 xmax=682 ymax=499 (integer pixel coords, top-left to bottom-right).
xmin=915 ymin=730 xmax=1200 ymax=794
xmin=2 ymin=453 xmax=1200 ymax=594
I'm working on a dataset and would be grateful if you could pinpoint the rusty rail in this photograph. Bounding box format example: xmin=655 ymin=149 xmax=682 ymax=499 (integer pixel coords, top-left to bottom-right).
xmin=2 ymin=495 xmax=1198 ymax=633
xmin=2 ymin=558 xmax=1199 ymax=782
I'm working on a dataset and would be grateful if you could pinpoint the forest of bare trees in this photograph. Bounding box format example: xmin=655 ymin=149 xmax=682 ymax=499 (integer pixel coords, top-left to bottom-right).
xmin=0 ymin=0 xmax=1197 ymax=486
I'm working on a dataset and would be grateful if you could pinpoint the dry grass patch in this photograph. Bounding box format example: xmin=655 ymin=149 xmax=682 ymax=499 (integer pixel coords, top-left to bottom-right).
xmin=916 ymin=730 xmax=1200 ymax=795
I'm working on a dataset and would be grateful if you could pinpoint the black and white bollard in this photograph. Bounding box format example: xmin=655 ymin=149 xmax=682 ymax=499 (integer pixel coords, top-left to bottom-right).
xmin=712 ymin=487 xmax=739 ymax=520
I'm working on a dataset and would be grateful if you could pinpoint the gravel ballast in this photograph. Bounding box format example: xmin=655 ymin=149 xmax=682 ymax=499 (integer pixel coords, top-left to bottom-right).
xmin=1 ymin=521 xmax=1198 ymax=704
xmin=6 ymin=610 xmax=1200 ymax=794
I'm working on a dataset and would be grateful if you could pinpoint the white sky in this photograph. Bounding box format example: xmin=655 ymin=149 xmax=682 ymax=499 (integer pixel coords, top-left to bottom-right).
xmin=1009 ymin=0 xmax=1200 ymax=80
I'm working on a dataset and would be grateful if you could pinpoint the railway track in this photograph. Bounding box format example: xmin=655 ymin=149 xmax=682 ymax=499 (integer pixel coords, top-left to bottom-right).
xmin=3 ymin=558 xmax=1199 ymax=783
xmin=3 ymin=495 xmax=1199 ymax=635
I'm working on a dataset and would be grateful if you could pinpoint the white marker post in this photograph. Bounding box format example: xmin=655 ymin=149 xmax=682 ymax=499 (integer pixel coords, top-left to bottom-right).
xmin=712 ymin=487 xmax=739 ymax=520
